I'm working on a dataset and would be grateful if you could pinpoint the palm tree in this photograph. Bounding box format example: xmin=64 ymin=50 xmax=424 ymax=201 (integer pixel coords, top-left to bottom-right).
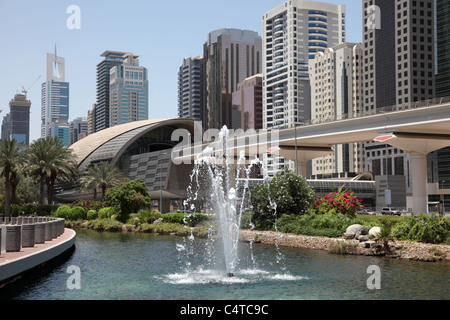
xmin=25 ymin=137 xmax=78 ymax=205
xmin=0 ymin=139 xmax=24 ymax=218
xmin=79 ymin=162 xmax=127 ymax=200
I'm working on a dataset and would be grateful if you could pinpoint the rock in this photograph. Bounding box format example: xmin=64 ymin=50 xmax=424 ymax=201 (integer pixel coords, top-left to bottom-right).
xmin=345 ymin=224 xmax=368 ymax=239
xmin=364 ymin=240 xmax=377 ymax=248
xmin=369 ymin=227 xmax=381 ymax=238
xmin=358 ymin=235 xmax=370 ymax=242
xmin=343 ymin=232 xmax=355 ymax=239
xmin=153 ymin=218 xmax=164 ymax=224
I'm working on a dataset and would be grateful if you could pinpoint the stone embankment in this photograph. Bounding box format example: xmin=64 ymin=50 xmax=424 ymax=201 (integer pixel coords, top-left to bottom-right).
xmin=239 ymin=229 xmax=450 ymax=263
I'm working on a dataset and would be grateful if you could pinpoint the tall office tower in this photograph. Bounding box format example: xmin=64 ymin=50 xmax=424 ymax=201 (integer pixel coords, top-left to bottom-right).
xmin=109 ymin=53 xmax=149 ymax=127
xmin=3 ymin=94 xmax=32 ymax=145
xmin=262 ymin=0 xmax=345 ymax=176
xmin=1 ymin=114 xmax=10 ymax=141
xmin=87 ymin=104 xmax=95 ymax=135
xmin=231 ymin=74 xmax=263 ymax=131
xmin=41 ymin=53 xmax=70 ymax=141
xmin=362 ymin=0 xmax=436 ymax=209
xmin=435 ymin=0 xmax=450 ymax=191
xmin=203 ymin=28 xmax=262 ymax=131
xmin=94 ymin=51 xmax=128 ymax=133
xmin=178 ymin=56 xmax=204 ymax=121
xmin=49 ymin=122 xmax=70 ymax=146
xmin=309 ymin=43 xmax=364 ymax=179
xmin=69 ymin=117 xmax=88 ymax=145
xmin=435 ymin=0 xmax=450 ymax=98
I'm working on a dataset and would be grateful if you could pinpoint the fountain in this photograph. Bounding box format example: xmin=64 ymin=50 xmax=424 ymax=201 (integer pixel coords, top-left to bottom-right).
xmin=180 ymin=126 xmax=262 ymax=278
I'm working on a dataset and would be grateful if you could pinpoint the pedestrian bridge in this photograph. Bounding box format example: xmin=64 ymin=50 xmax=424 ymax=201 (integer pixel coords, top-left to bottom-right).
xmin=173 ymin=98 xmax=450 ymax=214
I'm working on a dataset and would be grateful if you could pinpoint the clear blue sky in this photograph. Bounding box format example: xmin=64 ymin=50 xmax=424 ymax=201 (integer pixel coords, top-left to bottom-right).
xmin=0 ymin=0 xmax=362 ymax=142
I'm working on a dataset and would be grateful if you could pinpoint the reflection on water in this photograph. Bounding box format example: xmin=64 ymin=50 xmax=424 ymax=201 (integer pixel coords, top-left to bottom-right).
xmin=1 ymin=229 xmax=448 ymax=300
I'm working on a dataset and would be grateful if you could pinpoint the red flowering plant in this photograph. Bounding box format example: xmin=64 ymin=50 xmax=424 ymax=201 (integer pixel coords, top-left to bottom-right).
xmin=70 ymin=200 xmax=104 ymax=212
xmin=311 ymin=185 xmax=364 ymax=218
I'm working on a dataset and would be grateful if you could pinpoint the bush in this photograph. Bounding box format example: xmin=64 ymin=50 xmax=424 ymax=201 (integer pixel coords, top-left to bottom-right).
xmin=310 ymin=185 xmax=364 ymax=218
xmin=87 ymin=210 xmax=98 ymax=220
xmin=104 ymin=180 xmax=152 ymax=223
xmin=98 ymin=207 xmax=118 ymax=219
xmin=69 ymin=206 xmax=86 ymax=221
xmin=136 ymin=209 xmax=162 ymax=224
xmin=392 ymin=213 xmax=450 ymax=244
xmin=86 ymin=218 xmax=123 ymax=232
xmin=162 ymin=212 xmax=209 ymax=227
xmin=250 ymin=169 xmax=315 ymax=229
xmin=56 ymin=205 xmax=72 ymax=219
xmin=274 ymin=213 xmax=367 ymax=238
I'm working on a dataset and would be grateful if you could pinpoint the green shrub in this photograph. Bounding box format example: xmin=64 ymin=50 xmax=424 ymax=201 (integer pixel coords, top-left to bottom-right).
xmin=275 ymin=213 xmax=368 ymax=238
xmin=69 ymin=206 xmax=86 ymax=221
xmin=87 ymin=209 xmax=98 ymax=220
xmin=137 ymin=209 xmax=162 ymax=224
xmin=162 ymin=212 xmax=209 ymax=227
xmin=56 ymin=205 xmax=72 ymax=219
xmin=98 ymin=207 xmax=118 ymax=219
xmin=86 ymin=218 xmax=123 ymax=232
xmin=103 ymin=180 xmax=152 ymax=223
xmin=392 ymin=213 xmax=450 ymax=244
xmin=250 ymin=169 xmax=315 ymax=229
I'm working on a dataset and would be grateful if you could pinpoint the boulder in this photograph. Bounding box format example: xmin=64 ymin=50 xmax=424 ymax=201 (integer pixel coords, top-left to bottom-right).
xmin=369 ymin=227 xmax=381 ymax=238
xmin=358 ymin=235 xmax=370 ymax=242
xmin=345 ymin=224 xmax=368 ymax=239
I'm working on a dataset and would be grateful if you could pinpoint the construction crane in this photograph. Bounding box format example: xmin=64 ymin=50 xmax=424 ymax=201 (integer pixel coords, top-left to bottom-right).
xmin=21 ymin=75 xmax=42 ymax=98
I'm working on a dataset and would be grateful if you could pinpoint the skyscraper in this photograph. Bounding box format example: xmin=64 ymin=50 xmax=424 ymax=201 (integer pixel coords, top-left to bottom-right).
xmin=109 ymin=53 xmax=149 ymax=127
xmin=435 ymin=0 xmax=450 ymax=191
xmin=41 ymin=52 xmax=70 ymax=142
xmin=362 ymin=0 xmax=436 ymax=209
xmin=231 ymin=74 xmax=263 ymax=131
xmin=69 ymin=117 xmax=88 ymax=145
xmin=203 ymin=28 xmax=262 ymax=131
xmin=435 ymin=0 xmax=450 ymax=98
xmin=3 ymin=94 xmax=32 ymax=145
xmin=95 ymin=51 xmax=128 ymax=133
xmin=262 ymin=0 xmax=345 ymax=176
xmin=363 ymin=0 xmax=435 ymax=111
xmin=309 ymin=43 xmax=364 ymax=178
xmin=262 ymin=0 xmax=346 ymax=129
xmin=178 ymin=56 xmax=204 ymax=121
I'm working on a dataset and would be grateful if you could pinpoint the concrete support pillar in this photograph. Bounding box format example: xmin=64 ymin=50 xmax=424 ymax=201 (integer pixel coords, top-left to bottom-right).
xmin=296 ymin=160 xmax=307 ymax=178
xmin=410 ymin=152 xmax=428 ymax=214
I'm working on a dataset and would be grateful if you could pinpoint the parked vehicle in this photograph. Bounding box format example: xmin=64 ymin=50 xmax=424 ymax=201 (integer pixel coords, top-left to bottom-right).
xmin=381 ymin=207 xmax=402 ymax=216
xmin=357 ymin=209 xmax=376 ymax=215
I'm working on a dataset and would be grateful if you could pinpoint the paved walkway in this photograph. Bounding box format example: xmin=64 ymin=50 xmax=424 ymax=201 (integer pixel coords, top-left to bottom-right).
xmin=0 ymin=228 xmax=76 ymax=267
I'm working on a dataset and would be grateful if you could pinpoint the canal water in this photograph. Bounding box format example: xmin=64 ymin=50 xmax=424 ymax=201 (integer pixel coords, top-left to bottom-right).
xmin=1 ymin=229 xmax=448 ymax=300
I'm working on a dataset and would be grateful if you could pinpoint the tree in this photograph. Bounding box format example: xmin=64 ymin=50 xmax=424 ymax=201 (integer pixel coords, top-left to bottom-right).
xmin=0 ymin=139 xmax=24 ymax=218
xmin=250 ymin=168 xmax=315 ymax=229
xmin=25 ymin=137 xmax=78 ymax=205
xmin=79 ymin=161 xmax=127 ymax=200
xmin=104 ymin=179 xmax=151 ymax=223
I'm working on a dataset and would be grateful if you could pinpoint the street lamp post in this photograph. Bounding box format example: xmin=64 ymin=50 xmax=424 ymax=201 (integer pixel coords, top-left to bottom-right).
xmin=442 ymin=181 xmax=446 ymax=215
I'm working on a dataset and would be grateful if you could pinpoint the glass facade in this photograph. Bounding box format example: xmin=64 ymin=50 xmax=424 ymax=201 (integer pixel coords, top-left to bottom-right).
xmin=435 ymin=0 xmax=450 ymax=190
xmin=203 ymin=28 xmax=262 ymax=131
xmin=95 ymin=51 xmax=128 ymax=133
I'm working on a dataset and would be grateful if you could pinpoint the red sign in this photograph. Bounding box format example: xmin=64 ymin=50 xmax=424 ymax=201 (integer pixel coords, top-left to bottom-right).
xmin=373 ymin=134 xmax=396 ymax=142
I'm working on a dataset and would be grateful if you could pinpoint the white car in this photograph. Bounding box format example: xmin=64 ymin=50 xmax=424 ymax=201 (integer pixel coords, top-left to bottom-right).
xmin=381 ymin=207 xmax=402 ymax=216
